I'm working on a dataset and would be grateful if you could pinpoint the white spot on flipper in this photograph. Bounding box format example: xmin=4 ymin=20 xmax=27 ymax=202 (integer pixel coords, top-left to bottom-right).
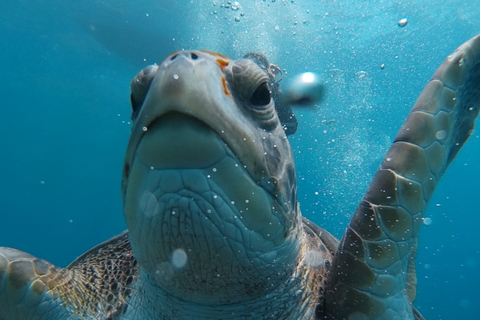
xmin=304 ymin=251 xmax=325 ymax=268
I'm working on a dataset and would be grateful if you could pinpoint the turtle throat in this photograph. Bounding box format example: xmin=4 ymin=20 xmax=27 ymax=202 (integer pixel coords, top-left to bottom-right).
xmin=123 ymin=112 xmax=301 ymax=304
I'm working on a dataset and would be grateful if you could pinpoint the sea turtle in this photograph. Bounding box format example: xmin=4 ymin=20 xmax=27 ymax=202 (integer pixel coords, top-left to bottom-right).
xmin=0 ymin=34 xmax=479 ymax=320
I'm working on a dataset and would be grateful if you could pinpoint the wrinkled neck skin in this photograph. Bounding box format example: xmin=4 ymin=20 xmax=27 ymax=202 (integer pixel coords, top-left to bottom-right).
xmin=122 ymin=51 xmax=312 ymax=318
xmin=128 ymin=239 xmax=319 ymax=320
xmin=124 ymin=148 xmax=312 ymax=318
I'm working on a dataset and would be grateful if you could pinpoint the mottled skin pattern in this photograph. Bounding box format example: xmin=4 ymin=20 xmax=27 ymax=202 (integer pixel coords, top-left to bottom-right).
xmin=0 ymin=34 xmax=479 ymax=320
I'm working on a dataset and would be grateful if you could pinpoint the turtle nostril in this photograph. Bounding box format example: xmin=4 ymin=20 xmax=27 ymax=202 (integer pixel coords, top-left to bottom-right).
xmin=191 ymin=53 xmax=199 ymax=60
xmin=171 ymin=54 xmax=178 ymax=61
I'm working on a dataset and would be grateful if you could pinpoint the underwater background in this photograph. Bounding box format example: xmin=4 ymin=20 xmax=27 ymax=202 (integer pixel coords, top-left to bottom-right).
xmin=0 ymin=0 xmax=479 ymax=319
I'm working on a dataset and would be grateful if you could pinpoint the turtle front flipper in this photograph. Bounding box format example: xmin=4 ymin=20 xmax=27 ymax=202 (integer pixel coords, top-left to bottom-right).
xmin=0 ymin=231 xmax=138 ymax=320
xmin=324 ymin=34 xmax=480 ymax=320
xmin=0 ymin=247 xmax=80 ymax=320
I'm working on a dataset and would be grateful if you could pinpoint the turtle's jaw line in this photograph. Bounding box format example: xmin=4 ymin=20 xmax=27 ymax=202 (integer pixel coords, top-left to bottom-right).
xmin=136 ymin=111 xmax=227 ymax=170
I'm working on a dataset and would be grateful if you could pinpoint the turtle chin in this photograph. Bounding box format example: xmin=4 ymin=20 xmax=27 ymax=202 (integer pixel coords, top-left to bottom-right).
xmin=123 ymin=113 xmax=301 ymax=304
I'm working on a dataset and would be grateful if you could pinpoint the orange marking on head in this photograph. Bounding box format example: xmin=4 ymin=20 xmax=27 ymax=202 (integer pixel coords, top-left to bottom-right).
xmin=221 ymin=75 xmax=231 ymax=97
xmin=216 ymin=58 xmax=229 ymax=71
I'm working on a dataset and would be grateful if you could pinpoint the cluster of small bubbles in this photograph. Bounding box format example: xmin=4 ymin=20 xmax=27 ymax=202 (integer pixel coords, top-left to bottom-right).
xmin=423 ymin=217 xmax=433 ymax=225
xmin=214 ymin=1 xmax=244 ymax=21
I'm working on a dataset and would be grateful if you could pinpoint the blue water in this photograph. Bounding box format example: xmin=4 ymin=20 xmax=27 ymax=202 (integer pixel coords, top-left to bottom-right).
xmin=0 ymin=1 xmax=478 ymax=319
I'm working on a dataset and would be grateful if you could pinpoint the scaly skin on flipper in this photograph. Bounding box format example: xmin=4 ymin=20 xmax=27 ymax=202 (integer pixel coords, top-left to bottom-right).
xmin=0 ymin=232 xmax=138 ymax=319
xmin=0 ymin=35 xmax=479 ymax=320
xmin=324 ymin=35 xmax=480 ymax=319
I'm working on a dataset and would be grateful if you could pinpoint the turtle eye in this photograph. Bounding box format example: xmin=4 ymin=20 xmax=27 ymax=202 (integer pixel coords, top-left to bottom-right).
xmin=250 ymin=82 xmax=271 ymax=106
xmin=130 ymin=64 xmax=159 ymax=121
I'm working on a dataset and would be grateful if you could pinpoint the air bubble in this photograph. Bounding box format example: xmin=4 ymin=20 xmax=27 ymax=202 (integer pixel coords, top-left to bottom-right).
xmin=398 ymin=18 xmax=408 ymax=27
xmin=423 ymin=217 xmax=432 ymax=225
xmin=435 ymin=130 xmax=446 ymax=140
xmin=171 ymin=249 xmax=187 ymax=269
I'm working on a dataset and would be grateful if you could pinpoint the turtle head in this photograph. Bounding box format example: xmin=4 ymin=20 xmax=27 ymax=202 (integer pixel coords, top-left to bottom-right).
xmin=122 ymin=51 xmax=301 ymax=304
